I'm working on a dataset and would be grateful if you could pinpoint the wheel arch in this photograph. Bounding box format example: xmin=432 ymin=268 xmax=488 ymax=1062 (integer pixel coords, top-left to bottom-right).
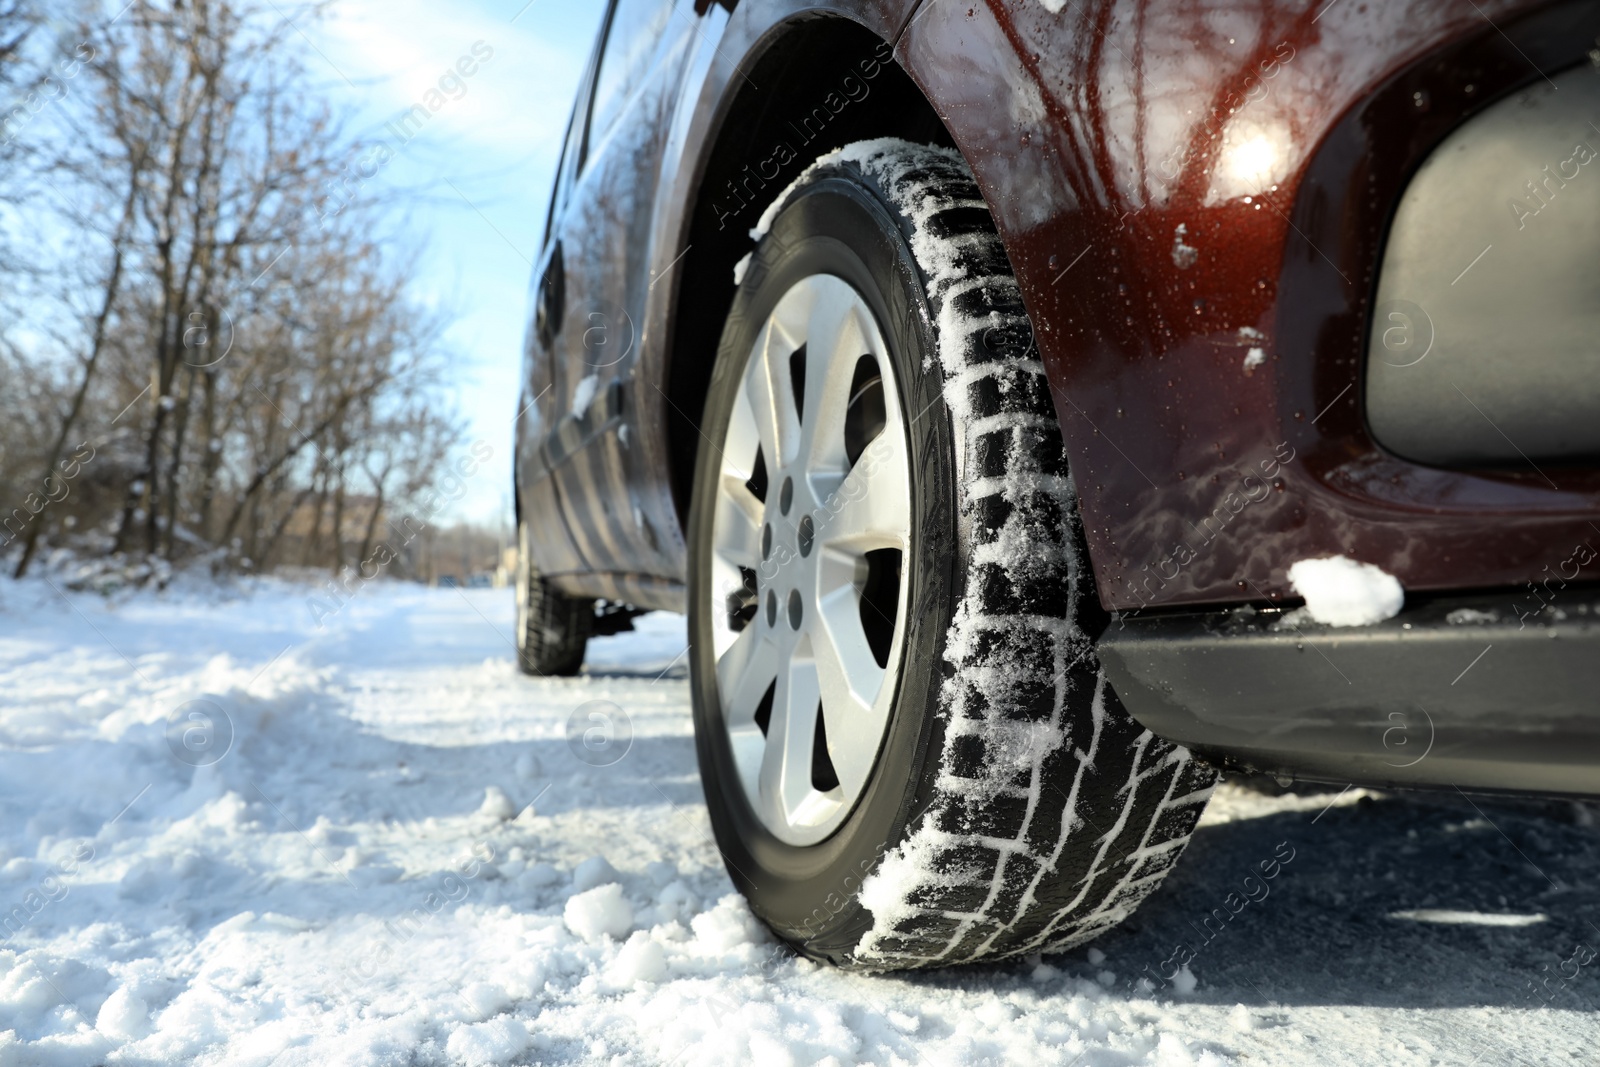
xmin=662 ymin=13 xmax=955 ymax=533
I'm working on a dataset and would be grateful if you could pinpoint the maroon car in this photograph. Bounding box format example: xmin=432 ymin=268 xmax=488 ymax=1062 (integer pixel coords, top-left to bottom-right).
xmin=513 ymin=0 xmax=1600 ymax=969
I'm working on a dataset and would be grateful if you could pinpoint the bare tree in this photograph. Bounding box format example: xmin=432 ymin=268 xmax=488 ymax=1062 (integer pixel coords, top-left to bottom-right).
xmin=2 ymin=0 xmax=463 ymax=581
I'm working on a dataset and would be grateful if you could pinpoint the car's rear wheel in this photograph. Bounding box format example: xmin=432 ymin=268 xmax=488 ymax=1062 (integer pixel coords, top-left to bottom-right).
xmin=686 ymin=140 xmax=1217 ymax=969
xmin=515 ymin=517 xmax=591 ymax=676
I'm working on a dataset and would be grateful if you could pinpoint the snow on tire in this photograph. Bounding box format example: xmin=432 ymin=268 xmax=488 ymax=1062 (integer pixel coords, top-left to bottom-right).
xmin=687 ymin=138 xmax=1217 ymax=971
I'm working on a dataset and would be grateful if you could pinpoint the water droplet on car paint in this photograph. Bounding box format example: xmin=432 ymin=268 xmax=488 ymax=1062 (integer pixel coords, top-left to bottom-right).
xmin=1293 ymin=411 xmax=1305 ymax=421
xmin=1413 ymin=90 xmax=1430 ymax=111
xmin=1048 ymin=253 xmax=1060 ymax=270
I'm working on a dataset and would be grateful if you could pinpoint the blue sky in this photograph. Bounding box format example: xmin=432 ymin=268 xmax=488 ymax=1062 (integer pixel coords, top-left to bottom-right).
xmin=307 ymin=0 xmax=608 ymax=526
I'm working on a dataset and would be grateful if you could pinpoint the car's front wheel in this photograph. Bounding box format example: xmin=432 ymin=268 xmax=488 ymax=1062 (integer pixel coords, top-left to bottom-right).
xmin=686 ymin=140 xmax=1216 ymax=970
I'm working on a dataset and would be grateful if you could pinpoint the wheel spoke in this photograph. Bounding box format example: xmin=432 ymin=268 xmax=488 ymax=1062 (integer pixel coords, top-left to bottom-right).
xmin=758 ymin=641 xmax=822 ymax=827
xmin=801 ymin=280 xmax=875 ymax=485
xmin=717 ymin=623 xmax=778 ymax=805
xmin=713 ymin=477 xmax=763 ymax=568
xmin=743 ymin=318 xmax=802 ymax=468
xmin=721 ymin=378 xmax=763 ymax=483
xmin=810 ymin=592 xmax=889 ymax=798
xmin=717 ymin=622 xmax=777 ymax=727
xmin=815 ymin=428 xmax=911 ymax=552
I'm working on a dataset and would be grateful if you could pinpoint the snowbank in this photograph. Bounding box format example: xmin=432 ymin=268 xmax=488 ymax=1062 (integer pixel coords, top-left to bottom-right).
xmin=0 ymin=576 xmax=1587 ymax=1064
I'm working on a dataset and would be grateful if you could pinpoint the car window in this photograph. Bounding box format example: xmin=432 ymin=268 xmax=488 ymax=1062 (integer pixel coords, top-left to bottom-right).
xmin=541 ymin=107 xmax=574 ymax=249
xmin=585 ymin=0 xmax=677 ymax=158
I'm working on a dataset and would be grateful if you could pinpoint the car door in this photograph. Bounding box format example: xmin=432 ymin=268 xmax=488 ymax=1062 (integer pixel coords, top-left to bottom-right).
xmin=540 ymin=0 xmax=705 ymax=608
xmin=515 ymin=40 xmax=597 ymax=585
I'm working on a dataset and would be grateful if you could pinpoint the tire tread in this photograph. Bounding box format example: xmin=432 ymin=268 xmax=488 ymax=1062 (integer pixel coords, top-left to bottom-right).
xmin=798 ymin=141 xmax=1219 ymax=970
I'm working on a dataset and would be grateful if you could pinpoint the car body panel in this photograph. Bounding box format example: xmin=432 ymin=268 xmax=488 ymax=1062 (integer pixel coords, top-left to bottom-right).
xmin=517 ymin=0 xmax=918 ymax=610
xmin=896 ymin=0 xmax=1600 ymax=613
xmin=542 ymin=28 xmax=691 ymax=596
xmin=519 ymin=0 xmax=1600 ymax=619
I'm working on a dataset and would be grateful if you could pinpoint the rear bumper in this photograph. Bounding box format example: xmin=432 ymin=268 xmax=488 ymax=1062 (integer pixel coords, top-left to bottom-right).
xmin=1098 ymin=587 xmax=1600 ymax=798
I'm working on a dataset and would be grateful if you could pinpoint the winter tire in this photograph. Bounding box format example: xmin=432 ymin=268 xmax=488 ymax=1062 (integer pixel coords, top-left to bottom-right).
xmin=515 ymin=517 xmax=592 ymax=676
xmin=686 ymin=139 xmax=1217 ymax=970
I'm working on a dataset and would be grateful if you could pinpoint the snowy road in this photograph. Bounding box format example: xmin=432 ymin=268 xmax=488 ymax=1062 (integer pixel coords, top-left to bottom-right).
xmin=1 ymin=576 xmax=1597 ymax=1065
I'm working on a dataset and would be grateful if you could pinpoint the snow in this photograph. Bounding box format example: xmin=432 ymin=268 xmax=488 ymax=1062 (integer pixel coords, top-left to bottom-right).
xmin=1 ymin=576 xmax=1597 ymax=1064
xmin=446 ymin=1017 xmax=530 ymax=1066
xmin=479 ymin=786 xmax=518 ymax=821
xmin=1445 ymin=608 xmax=1499 ymax=625
xmin=1242 ymin=347 xmax=1265 ymax=372
xmin=1287 ymin=555 xmax=1404 ymax=626
xmin=607 ymin=932 xmax=668 ymax=987
xmin=570 ymin=374 xmax=599 ymax=419
xmin=571 ymin=855 xmax=621 ymax=892
xmin=731 ymin=252 xmax=751 ymax=286
xmin=563 ymin=884 xmax=633 ymax=942
xmin=1387 ymin=909 xmax=1547 ymax=927
xmin=1171 ymin=224 xmax=1199 ymax=268
xmin=94 ymin=987 xmax=150 ymax=1041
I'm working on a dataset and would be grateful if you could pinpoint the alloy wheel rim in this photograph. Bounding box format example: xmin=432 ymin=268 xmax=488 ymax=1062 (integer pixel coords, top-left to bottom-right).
xmin=708 ymin=273 xmax=912 ymax=846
